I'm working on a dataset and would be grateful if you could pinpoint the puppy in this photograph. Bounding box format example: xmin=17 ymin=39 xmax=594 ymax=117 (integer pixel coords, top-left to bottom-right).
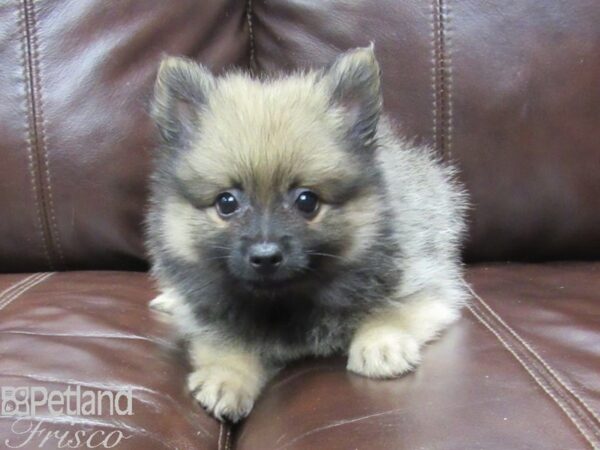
xmin=146 ymin=46 xmax=468 ymax=422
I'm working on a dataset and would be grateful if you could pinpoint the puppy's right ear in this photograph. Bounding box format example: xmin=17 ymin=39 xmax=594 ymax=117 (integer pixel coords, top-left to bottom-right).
xmin=151 ymin=57 xmax=215 ymax=143
xmin=320 ymin=45 xmax=381 ymax=149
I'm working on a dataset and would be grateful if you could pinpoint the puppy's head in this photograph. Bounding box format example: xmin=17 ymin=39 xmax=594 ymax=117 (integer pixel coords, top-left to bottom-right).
xmin=150 ymin=46 xmax=388 ymax=293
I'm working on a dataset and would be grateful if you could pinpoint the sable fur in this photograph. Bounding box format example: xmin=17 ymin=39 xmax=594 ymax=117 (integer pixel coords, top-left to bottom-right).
xmin=146 ymin=46 xmax=468 ymax=422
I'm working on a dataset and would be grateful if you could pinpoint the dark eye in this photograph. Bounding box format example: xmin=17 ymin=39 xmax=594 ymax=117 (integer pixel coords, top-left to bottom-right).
xmin=295 ymin=190 xmax=319 ymax=217
xmin=215 ymin=192 xmax=239 ymax=216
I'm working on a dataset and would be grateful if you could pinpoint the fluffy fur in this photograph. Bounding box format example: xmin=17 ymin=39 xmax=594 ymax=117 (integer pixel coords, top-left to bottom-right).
xmin=146 ymin=46 xmax=468 ymax=422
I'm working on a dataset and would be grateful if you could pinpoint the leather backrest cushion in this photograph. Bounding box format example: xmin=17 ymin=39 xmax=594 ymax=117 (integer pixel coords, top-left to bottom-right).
xmin=0 ymin=0 xmax=248 ymax=271
xmin=250 ymin=0 xmax=600 ymax=262
xmin=1 ymin=0 xmax=599 ymax=271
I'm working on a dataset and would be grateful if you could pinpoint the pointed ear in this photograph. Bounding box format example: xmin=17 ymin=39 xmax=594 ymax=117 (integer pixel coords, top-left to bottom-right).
xmin=151 ymin=56 xmax=215 ymax=143
xmin=321 ymin=45 xmax=382 ymax=147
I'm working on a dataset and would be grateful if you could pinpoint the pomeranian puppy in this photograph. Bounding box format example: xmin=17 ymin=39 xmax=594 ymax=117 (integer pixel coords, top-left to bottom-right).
xmin=146 ymin=46 xmax=467 ymax=422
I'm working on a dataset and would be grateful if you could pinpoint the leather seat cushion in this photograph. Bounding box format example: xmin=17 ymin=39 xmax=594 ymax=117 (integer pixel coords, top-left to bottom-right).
xmin=0 ymin=264 xmax=598 ymax=449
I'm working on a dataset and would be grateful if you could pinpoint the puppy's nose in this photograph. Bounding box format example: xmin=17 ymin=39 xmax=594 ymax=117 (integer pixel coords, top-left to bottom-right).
xmin=248 ymin=243 xmax=283 ymax=274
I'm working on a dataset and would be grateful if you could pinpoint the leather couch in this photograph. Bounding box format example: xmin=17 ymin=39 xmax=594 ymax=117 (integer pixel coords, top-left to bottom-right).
xmin=1 ymin=1 xmax=598 ymax=449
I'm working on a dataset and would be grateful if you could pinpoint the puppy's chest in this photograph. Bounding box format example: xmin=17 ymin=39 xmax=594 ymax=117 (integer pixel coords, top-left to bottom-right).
xmin=205 ymin=298 xmax=354 ymax=356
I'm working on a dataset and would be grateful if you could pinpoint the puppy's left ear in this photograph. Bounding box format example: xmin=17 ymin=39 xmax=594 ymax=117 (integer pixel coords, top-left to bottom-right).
xmin=321 ymin=45 xmax=382 ymax=147
xmin=151 ymin=56 xmax=215 ymax=144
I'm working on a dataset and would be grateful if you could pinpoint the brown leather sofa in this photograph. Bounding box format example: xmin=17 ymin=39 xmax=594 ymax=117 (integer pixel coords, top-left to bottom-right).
xmin=1 ymin=1 xmax=599 ymax=449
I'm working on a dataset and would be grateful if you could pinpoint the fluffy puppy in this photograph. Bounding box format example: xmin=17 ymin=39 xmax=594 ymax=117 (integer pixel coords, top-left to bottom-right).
xmin=146 ymin=46 xmax=468 ymax=422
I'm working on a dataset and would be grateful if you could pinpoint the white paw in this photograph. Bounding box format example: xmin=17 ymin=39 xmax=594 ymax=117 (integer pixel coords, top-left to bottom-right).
xmin=187 ymin=365 xmax=258 ymax=422
xmin=149 ymin=293 xmax=177 ymax=313
xmin=347 ymin=327 xmax=421 ymax=378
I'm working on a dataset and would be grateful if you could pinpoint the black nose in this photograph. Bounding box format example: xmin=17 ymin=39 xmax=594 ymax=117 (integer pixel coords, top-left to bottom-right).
xmin=248 ymin=243 xmax=283 ymax=274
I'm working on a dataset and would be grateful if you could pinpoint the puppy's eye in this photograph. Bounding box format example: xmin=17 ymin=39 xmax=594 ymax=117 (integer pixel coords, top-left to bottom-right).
xmin=295 ymin=190 xmax=319 ymax=217
xmin=215 ymin=192 xmax=239 ymax=216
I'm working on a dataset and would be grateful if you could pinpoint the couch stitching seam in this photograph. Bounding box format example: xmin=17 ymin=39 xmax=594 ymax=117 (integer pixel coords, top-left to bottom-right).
xmin=17 ymin=0 xmax=52 ymax=269
xmin=246 ymin=0 xmax=256 ymax=73
xmin=431 ymin=0 xmax=453 ymax=160
xmin=474 ymin=298 xmax=600 ymax=430
xmin=0 ymin=273 xmax=53 ymax=312
xmin=27 ymin=0 xmax=65 ymax=267
xmin=225 ymin=426 xmax=231 ymax=450
xmin=218 ymin=422 xmax=223 ymax=450
xmin=430 ymin=0 xmax=438 ymax=151
xmin=467 ymin=303 xmax=599 ymax=449
xmin=0 ymin=274 xmax=38 ymax=303
xmin=468 ymin=283 xmax=600 ymax=424
xmin=467 ymin=302 xmax=599 ymax=449
xmin=465 ymin=284 xmax=600 ymax=448
xmin=0 ymin=275 xmax=44 ymax=310
xmin=442 ymin=0 xmax=453 ymax=160
xmin=0 ymin=273 xmax=51 ymax=310
xmin=433 ymin=0 xmax=445 ymax=156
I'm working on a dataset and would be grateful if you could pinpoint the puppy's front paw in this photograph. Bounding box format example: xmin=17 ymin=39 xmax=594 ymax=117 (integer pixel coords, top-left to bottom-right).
xmin=187 ymin=365 xmax=259 ymax=422
xmin=347 ymin=327 xmax=421 ymax=379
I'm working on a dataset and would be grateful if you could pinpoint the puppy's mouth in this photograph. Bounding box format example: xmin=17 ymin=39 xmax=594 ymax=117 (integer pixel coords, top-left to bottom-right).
xmin=236 ymin=271 xmax=309 ymax=293
xmin=245 ymin=276 xmax=298 ymax=290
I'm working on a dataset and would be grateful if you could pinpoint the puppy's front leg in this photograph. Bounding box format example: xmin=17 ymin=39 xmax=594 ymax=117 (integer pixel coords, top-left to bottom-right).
xmin=187 ymin=338 xmax=269 ymax=422
xmin=347 ymin=291 xmax=461 ymax=378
